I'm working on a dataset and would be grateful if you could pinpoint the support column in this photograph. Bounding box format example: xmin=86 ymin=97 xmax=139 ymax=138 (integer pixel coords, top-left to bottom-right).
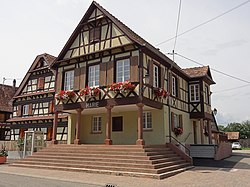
xmin=52 ymin=111 xmax=58 ymax=144
xmin=74 ymin=108 xmax=83 ymax=145
xmin=136 ymin=103 xmax=145 ymax=145
xmin=200 ymin=119 xmax=204 ymax=144
xmin=208 ymin=120 xmax=212 ymax=144
xmin=105 ymin=106 xmax=113 ymax=145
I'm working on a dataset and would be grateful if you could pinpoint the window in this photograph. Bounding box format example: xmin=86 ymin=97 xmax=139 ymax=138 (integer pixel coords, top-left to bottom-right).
xmin=88 ymin=65 xmax=100 ymax=87
xmin=143 ymin=112 xmax=152 ymax=129
xmin=190 ymin=84 xmax=200 ymax=102
xmin=153 ymin=64 xmax=159 ymax=87
xmin=22 ymin=105 xmax=29 ymax=116
xmin=89 ymin=27 xmax=101 ymax=43
xmin=64 ymin=70 xmax=74 ymax=91
xmin=171 ymin=112 xmax=183 ymax=130
xmin=92 ymin=116 xmax=102 ymax=132
xmin=116 ymin=59 xmax=130 ymax=82
xmin=172 ymin=76 xmax=178 ymax=97
xmin=112 ymin=116 xmax=123 ymax=132
xmin=204 ymin=85 xmax=209 ymax=104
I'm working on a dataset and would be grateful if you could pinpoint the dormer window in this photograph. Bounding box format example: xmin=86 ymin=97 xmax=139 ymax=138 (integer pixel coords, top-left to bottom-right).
xmin=190 ymin=84 xmax=200 ymax=102
xmin=89 ymin=27 xmax=101 ymax=43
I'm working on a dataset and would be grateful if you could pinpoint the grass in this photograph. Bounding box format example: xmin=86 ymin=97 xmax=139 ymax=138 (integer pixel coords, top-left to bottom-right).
xmin=242 ymin=147 xmax=250 ymax=150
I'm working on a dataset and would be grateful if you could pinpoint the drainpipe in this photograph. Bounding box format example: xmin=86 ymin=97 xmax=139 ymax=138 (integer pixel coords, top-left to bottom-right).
xmin=168 ymin=65 xmax=173 ymax=143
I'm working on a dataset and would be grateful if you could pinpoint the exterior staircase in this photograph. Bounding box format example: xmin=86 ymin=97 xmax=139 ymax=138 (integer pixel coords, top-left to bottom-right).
xmin=10 ymin=144 xmax=193 ymax=179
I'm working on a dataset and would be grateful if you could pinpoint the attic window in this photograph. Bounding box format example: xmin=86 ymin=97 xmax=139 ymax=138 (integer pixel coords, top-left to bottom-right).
xmin=89 ymin=27 xmax=101 ymax=43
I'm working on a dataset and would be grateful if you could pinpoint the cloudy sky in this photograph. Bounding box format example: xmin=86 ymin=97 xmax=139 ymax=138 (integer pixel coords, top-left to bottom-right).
xmin=0 ymin=0 xmax=249 ymax=125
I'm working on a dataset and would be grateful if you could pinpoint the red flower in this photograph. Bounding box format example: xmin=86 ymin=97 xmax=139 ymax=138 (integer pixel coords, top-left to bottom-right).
xmin=79 ymin=87 xmax=101 ymax=97
xmin=55 ymin=90 xmax=75 ymax=100
xmin=174 ymin=127 xmax=183 ymax=136
xmin=108 ymin=81 xmax=135 ymax=93
xmin=154 ymin=88 xmax=169 ymax=99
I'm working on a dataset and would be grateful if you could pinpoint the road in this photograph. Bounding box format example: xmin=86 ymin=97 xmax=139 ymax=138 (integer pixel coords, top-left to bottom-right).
xmin=0 ymin=172 xmax=101 ymax=187
xmin=0 ymin=150 xmax=249 ymax=187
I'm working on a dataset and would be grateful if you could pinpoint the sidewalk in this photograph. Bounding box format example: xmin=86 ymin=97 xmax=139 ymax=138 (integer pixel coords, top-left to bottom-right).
xmin=0 ymin=150 xmax=249 ymax=187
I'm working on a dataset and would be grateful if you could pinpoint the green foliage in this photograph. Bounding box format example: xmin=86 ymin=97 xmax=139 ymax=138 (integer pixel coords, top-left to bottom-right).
xmin=16 ymin=138 xmax=24 ymax=151
xmin=224 ymin=120 xmax=250 ymax=139
xmin=0 ymin=145 xmax=8 ymax=157
xmin=218 ymin=125 xmax=225 ymax=132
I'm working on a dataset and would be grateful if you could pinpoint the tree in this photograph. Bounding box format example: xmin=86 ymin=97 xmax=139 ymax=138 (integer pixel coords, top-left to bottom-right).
xmin=218 ymin=125 xmax=225 ymax=132
xmin=224 ymin=122 xmax=250 ymax=139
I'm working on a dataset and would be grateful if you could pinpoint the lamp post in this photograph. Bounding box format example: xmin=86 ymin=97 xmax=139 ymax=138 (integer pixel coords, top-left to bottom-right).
xmin=213 ymin=108 xmax=217 ymax=115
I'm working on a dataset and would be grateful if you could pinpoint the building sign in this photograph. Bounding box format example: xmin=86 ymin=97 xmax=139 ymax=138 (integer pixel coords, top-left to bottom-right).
xmin=86 ymin=102 xmax=99 ymax=108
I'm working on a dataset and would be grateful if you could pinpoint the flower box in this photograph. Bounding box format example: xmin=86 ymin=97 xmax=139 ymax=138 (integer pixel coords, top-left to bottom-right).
xmin=154 ymin=88 xmax=169 ymax=99
xmin=0 ymin=156 xmax=6 ymax=164
xmin=79 ymin=87 xmax=101 ymax=97
xmin=174 ymin=127 xmax=183 ymax=136
xmin=55 ymin=90 xmax=76 ymax=100
xmin=108 ymin=81 xmax=135 ymax=93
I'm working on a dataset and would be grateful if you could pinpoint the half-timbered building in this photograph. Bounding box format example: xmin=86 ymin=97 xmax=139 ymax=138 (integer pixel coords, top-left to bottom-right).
xmin=0 ymin=81 xmax=17 ymax=140
xmin=50 ymin=1 xmax=216 ymax=146
xmin=7 ymin=53 xmax=68 ymax=141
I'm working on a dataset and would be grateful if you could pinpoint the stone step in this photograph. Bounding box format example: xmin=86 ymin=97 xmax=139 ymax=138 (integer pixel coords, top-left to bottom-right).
xmin=24 ymin=155 xmax=182 ymax=165
xmin=11 ymin=161 xmax=189 ymax=174
xmin=43 ymin=146 xmax=171 ymax=153
xmin=10 ymin=144 xmax=193 ymax=179
xmin=37 ymin=150 xmax=174 ymax=156
xmin=15 ymin=158 xmax=185 ymax=169
xmin=32 ymin=152 xmax=177 ymax=160
xmin=8 ymin=164 xmax=161 ymax=179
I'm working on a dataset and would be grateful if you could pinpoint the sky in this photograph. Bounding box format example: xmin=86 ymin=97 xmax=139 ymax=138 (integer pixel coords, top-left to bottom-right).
xmin=0 ymin=0 xmax=249 ymax=125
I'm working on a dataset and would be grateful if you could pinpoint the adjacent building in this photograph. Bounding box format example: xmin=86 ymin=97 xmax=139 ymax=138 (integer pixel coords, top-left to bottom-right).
xmin=0 ymin=81 xmax=17 ymax=140
xmin=7 ymin=54 xmax=68 ymax=141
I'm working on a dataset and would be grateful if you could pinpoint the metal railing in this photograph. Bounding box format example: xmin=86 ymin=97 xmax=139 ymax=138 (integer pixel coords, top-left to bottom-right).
xmin=166 ymin=135 xmax=191 ymax=156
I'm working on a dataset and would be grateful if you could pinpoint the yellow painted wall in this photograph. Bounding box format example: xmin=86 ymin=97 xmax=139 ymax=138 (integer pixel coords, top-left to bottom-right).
xmin=68 ymin=109 xmax=166 ymax=145
xmin=169 ymin=108 xmax=194 ymax=144
xmin=67 ymin=114 xmax=76 ymax=144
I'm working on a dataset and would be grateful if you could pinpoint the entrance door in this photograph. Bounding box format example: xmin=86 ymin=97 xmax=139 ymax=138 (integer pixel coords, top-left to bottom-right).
xmin=112 ymin=116 xmax=123 ymax=132
xmin=193 ymin=121 xmax=197 ymax=144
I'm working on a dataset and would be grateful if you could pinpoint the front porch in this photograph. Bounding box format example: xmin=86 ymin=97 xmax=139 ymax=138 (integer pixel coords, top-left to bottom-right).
xmin=52 ymin=103 xmax=166 ymax=146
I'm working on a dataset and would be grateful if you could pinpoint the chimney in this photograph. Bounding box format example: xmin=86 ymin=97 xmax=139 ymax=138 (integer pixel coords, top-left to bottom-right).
xmin=13 ymin=79 xmax=16 ymax=88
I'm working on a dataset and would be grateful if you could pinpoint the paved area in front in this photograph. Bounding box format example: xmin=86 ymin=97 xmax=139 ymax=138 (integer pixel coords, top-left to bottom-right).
xmin=0 ymin=150 xmax=249 ymax=187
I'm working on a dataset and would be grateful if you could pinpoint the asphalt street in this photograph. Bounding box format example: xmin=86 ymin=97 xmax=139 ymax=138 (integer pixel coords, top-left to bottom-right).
xmin=0 ymin=173 xmax=101 ymax=187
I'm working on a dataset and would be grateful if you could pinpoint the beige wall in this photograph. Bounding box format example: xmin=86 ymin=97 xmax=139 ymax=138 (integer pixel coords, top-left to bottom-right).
xmin=169 ymin=108 xmax=194 ymax=144
xmin=67 ymin=114 xmax=76 ymax=144
xmin=68 ymin=109 xmax=166 ymax=145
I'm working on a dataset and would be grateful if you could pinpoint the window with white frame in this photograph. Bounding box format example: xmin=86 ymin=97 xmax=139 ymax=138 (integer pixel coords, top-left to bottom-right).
xmin=190 ymin=84 xmax=200 ymax=102
xmin=64 ymin=70 xmax=74 ymax=90
xmin=171 ymin=113 xmax=183 ymax=129
xmin=153 ymin=64 xmax=159 ymax=87
xmin=22 ymin=105 xmax=29 ymax=116
xmin=204 ymin=85 xmax=209 ymax=104
xmin=116 ymin=58 xmax=130 ymax=82
xmin=173 ymin=113 xmax=179 ymax=128
xmin=143 ymin=112 xmax=152 ymax=129
xmin=92 ymin=116 xmax=102 ymax=132
xmin=172 ymin=76 xmax=178 ymax=96
xmin=88 ymin=65 xmax=100 ymax=87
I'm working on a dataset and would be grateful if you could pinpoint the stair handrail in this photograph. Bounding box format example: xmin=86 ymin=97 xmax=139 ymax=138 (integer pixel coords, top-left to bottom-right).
xmin=166 ymin=135 xmax=191 ymax=156
xmin=184 ymin=132 xmax=192 ymax=142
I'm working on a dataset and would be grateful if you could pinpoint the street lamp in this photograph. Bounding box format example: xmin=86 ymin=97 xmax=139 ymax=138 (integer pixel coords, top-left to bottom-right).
xmin=213 ymin=108 xmax=217 ymax=115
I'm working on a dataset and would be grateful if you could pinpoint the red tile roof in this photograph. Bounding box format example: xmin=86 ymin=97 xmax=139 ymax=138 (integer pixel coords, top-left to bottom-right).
xmin=43 ymin=53 xmax=56 ymax=66
xmin=182 ymin=66 xmax=209 ymax=78
xmin=0 ymin=84 xmax=16 ymax=112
